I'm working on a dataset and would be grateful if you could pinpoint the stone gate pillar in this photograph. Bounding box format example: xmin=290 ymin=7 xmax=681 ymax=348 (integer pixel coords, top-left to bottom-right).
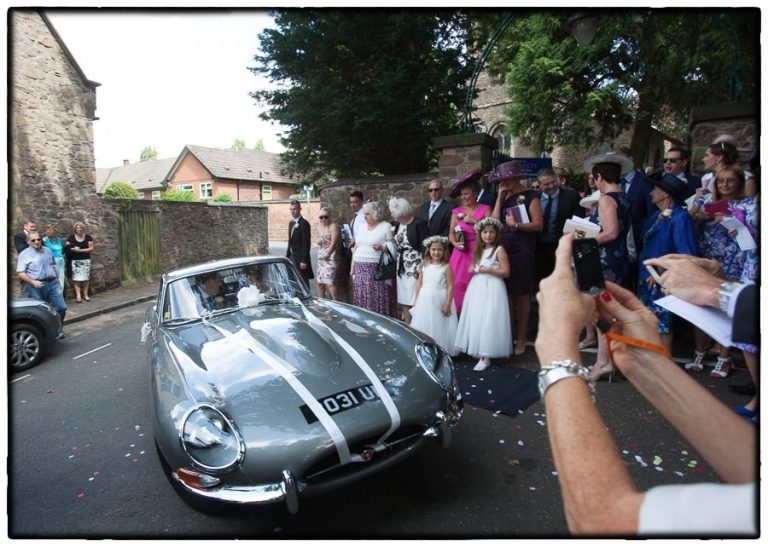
xmin=433 ymin=133 xmax=498 ymax=182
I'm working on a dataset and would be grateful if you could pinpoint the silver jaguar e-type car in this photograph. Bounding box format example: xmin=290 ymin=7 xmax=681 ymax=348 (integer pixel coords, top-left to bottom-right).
xmin=143 ymin=256 xmax=462 ymax=514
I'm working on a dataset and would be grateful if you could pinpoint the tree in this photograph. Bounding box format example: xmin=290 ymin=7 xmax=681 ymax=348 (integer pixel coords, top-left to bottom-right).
xmin=103 ymin=181 xmax=140 ymax=199
xmin=476 ymin=9 xmax=759 ymax=163
xmin=254 ymin=139 xmax=265 ymax=151
xmin=233 ymin=139 xmax=246 ymax=149
xmin=140 ymin=146 xmax=158 ymax=162
xmin=250 ymin=10 xmax=473 ymax=180
xmin=162 ymin=189 xmax=197 ymax=202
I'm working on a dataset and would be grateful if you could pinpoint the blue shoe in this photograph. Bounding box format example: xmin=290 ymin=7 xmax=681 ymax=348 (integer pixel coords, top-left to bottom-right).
xmin=734 ymin=406 xmax=757 ymax=418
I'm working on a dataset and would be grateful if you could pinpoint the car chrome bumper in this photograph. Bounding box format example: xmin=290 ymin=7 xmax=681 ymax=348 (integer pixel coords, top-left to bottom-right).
xmin=172 ymin=402 xmax=462 ymax=514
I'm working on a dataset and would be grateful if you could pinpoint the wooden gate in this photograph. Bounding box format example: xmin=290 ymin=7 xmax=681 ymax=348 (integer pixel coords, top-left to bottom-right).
xmin=118 ymin=210 xmax=161 ymax=285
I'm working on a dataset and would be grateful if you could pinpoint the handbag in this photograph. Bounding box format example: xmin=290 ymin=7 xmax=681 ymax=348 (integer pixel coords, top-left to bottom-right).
xmin=374 ymin=246 xmax=397 ymax=281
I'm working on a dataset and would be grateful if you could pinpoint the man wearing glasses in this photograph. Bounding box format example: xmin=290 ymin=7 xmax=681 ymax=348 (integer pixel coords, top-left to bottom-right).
xmin=16 ymin=231 xmax=68 ymax=331
xmin=662 ymin=147 xmax=702 ymax=199
xmin=417 ymin=180 xmax=452 ymax=237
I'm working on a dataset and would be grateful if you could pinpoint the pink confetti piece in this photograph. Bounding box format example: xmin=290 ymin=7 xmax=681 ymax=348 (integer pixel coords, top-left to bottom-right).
xmin=93 ymin=471 xmax=100 ymax=476
xmin=515 ymin=425 xmax=522 ymax=429
xmin=696 ymin=466 xmax=706 ymax=473
xmin=72 ymin=447 xmax=78 ymax=451
xmin=132 ymin=458 xmax=138 ymax=463
xmin=77 ymin=493 xmax=84 ymax=498
xmin=628 ymin=443 xmax=636 ymax=449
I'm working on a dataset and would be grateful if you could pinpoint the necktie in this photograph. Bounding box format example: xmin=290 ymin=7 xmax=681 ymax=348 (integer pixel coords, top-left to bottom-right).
xmin=542 ymin=195 xmax=553 ymax=239
xmin=621 ymin=178 xmax=628 ymax=192
xmin=429 ymin=202 xmax=436 ymax=220
xmin=290 ymin=220 xmax=296 ymax=238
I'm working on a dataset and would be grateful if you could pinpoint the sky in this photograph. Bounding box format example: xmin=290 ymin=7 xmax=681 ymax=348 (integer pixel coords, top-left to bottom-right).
xmin=44 ymin=8 xmax=288 ymax=168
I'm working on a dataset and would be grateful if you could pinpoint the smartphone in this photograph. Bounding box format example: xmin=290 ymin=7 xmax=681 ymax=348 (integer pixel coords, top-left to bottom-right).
xmin=572 ymin=238 xmax=605 ymax=295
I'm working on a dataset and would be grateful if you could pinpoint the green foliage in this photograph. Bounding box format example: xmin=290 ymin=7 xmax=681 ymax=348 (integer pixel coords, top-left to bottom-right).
xmin=212 ymin=193 xmax=233 ymax=202
xmin=162 ymin=189 xmax=198 ymax=202
xmin=103 ymin=180 xmax=140 ymax=199
xmin=233 ymin=139 xmax=246 ymax=149
xmin=250 ymin=10 xmax=473 ymax=180
xmin=476 ymin=9 xmax=758 ymax=160
xmin=140 ymin=146 xmax=158 ymax=162
xmin=254 ymin=139 xmax=265 ymax=151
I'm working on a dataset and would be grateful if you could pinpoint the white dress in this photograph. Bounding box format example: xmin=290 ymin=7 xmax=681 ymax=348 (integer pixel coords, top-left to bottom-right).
xmin=410 ymin=263 xmax=458 ymax=356
xmin=454 ymin=246 xmax=512 ymax=358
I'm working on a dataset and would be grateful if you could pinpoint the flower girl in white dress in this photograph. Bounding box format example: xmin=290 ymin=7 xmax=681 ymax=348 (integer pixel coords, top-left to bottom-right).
xmin=410 ymin=236 xmax=459 ymax=356
xmin=454 ymin=217 xmax=512 ymax=370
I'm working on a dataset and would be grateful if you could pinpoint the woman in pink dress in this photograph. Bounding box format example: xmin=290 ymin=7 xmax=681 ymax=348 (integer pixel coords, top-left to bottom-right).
xmin=447 ymin=170 xmax=491 ymax=314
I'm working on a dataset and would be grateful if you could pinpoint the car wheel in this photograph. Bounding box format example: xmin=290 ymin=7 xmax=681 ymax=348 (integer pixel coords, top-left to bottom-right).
xmin=9 ymin=323 xmax=45 ymax=373
xmin=154 ymin=440 xmax=226 ymax=514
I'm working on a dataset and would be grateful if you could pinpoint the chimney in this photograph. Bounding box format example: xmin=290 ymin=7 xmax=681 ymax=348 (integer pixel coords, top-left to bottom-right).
xmin=123 ymin=159 xmax=130 ymax=166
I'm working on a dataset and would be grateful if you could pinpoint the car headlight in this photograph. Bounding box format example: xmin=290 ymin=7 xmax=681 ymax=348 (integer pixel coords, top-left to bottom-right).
xmin=415 ymin=342 xmax=452 ymax=391
xmin=179 ymin=404 xmax=244 ymax=473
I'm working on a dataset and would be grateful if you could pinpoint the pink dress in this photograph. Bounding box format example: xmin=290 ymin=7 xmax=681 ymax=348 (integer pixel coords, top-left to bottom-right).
xmin=448 ymin=204 xmax=490 ymax=314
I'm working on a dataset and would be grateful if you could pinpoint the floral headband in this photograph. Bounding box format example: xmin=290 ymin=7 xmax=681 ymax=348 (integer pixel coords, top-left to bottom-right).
xmin=422 ymin=235 xmax=449 ymax=248
xmin=474 ymin=217 xmax=503 ymax=233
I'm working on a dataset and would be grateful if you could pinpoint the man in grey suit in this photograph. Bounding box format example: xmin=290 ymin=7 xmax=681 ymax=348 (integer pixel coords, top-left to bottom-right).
xmin=534 ymin=168 xmax=583 ymax=286
xmin=417 ymin=179 xmax=453 ymax=237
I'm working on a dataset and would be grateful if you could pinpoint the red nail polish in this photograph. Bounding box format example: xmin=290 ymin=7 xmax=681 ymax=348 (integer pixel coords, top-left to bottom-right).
xmin=600 ymin=290 xmax=612 ymax=302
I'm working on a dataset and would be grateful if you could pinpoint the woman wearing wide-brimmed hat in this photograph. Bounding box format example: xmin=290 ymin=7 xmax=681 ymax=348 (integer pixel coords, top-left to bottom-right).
xmin=582 ymin=152 xmax=633 ymax=380
xmin=637 ymin=173 xmax=698 ymax=356
xmin=447 ymin=169 xmax=492 ymax=315
xmin=488 ymin=160 xmax=543 ymax=356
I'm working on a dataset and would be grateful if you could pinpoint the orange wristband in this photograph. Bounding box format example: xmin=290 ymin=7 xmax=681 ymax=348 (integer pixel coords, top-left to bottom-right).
xmin=604 ymin=331 xmax=671 ymax=365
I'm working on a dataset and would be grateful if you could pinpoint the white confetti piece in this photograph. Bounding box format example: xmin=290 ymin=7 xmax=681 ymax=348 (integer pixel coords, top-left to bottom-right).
xmin=551 ymin=471 xmax=558 ymax=476
xmin=89 ymin=477 xmax=95 ymax=482
xmin=655 ymin=467 xmax=664 ymax=472
xmin=622 ymin=450 xmax=629 ymax=454
xmin=140 ymin=451 xmax=145 ymax=455
xmin=529 ymin=486 xmax=536 ymax=491
xmin=681 ymin=450 xmax=688 ymax=455
xmin=125 ymin=453 xmax=131 ymax=457
xmin=518 ymin=440 xmax=524 ymax=446
xmin=675 ymin=471 xmax=684 ymax=477
xmin=69 ymin=455 xmax=74 ymax=459
xmin=130 ymin=444 xmax=135 ymax=448
xmin=634 ymin=455 xmax=648 ymax=467
xmin=537 ymin=420 xmax=546 ymax=426
xmin=487 ymin=390 xmax=492 ymax=394
xmin=534 ymin=413 xmax=540 ymax=416
xmin=518 ymin=410 xmax=524 ymax=414
xmin=471 ymin=384 xmax=476 ymax=388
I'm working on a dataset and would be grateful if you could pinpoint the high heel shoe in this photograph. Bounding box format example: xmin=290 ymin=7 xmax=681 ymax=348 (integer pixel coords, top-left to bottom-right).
xmin=710 ymin=357 xmax=732 ymax=378
xmin=589 ymin=362 xmax=616 ymax=382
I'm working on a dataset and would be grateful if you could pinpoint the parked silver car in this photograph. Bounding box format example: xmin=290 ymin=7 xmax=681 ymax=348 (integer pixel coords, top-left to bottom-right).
xmin=9 ymin=297 xmax=63 ymax=373
xmin=143 ymin=256 xmax=462 ymax=514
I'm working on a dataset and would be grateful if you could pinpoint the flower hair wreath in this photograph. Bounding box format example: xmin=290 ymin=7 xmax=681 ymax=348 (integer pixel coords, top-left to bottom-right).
xmin=474 ymin=217 xmax=503 ymax=233
xmin=422 ymin=235 xmax=449 ymax=248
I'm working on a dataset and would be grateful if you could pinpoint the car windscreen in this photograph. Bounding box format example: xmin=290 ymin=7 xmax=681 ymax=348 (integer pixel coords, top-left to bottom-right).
xmin=161 ymin=261 xmax=309 ymax=322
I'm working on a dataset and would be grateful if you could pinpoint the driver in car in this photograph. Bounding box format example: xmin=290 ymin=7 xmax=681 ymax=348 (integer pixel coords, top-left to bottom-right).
xmin=194 ymin=272 xmax=225 ymax=312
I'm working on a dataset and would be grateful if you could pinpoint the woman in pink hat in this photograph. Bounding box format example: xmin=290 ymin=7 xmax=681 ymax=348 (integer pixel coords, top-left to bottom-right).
xmin=447 ymin=170 xmax=492 ymax=314
xmin=489 ymin=160 xmax=543 ymax=355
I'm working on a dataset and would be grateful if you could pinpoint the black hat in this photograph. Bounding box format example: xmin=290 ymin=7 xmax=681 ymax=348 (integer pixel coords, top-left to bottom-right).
xmin=449 ymin=169 xmax=483 ymax=198
xmin=646 ymin=172 xmax=688 ymax=205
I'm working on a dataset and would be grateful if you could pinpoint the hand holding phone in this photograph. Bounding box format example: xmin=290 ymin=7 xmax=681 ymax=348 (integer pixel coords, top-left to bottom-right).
xmin=572 ymin=238 xmax=605 ymax=296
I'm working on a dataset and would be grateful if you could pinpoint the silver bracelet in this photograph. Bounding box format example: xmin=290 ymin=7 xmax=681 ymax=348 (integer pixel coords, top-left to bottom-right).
xmin=538 ymin=359 xmax=596 ymax=403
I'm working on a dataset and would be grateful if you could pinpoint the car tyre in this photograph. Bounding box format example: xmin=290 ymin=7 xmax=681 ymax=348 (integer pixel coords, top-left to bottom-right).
xmin=9 ymin=323 xmax=45 ymax=373
xmin=154 ymin=440 xmax=226 ymax=514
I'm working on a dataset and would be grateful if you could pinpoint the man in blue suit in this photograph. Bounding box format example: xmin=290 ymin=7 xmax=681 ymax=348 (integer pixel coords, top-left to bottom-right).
xmin=618 ymin=148 xmax=654 ymax=292
xmin=663 ymin=146 xmax=702 ymax=199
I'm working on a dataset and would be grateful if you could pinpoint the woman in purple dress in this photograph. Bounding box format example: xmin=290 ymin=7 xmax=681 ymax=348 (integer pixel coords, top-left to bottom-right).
xmin=447 ymin=170 xmax=491 ymax=315
xmin=488 ymin=160 xmax=543 ymax=355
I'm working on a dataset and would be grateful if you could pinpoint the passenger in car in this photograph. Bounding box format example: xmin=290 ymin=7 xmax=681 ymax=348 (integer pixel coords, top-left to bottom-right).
xmin=194 ymin=272 xmax=225 ymax=312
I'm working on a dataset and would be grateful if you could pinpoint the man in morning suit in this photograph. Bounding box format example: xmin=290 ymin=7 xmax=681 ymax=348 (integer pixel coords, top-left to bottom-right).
xmin=533 ymin=168 xmax=583 ymax=286
xmin=417 ymin=179 xmax=453 ymax=237
xmin=286 ymin=199 xmax=314 ymax=288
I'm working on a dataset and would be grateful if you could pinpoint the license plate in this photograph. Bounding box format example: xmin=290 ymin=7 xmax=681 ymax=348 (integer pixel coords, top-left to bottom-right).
xmin=300 ymin=384 xmax=381 ymax=424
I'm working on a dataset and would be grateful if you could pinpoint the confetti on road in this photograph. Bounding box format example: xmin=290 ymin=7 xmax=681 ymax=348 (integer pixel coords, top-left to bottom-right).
xmin=536 ymin=420 xmax=546 ymax=426
xmin=529 ymin=487 xmax=536 ymax=491
xmin=634 ymin=455 xmax=648 ymax=467
xmin=675 ymin=471 xmax=684 ymax=477
xmin=654 ymin=467 xmax=664 ymax=472
xmin=687 ymin=460 xmax=698 ymax=468
xmin=652 ymin=456 xmax=662 ymax=466
xmin=622 ymin=450 xmax=629 ymax=454
xmin=551 ymin=471 xmax=558 ymax=476
xmin=517 ymin=440 xmax=524 ymax=446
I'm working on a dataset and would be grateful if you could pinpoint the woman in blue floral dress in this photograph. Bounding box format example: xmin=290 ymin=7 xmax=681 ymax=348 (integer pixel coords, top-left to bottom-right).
xmin=636 ymin=174 xmax=698 ymax=355
xmin=686 ymin=165 xmax=758 ymax=382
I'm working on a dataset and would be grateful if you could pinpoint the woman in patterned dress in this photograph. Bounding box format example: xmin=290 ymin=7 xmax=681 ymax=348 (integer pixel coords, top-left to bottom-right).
xmin=350 ymin=201 xmax=395 ymax=317
xmin=686 ymin=165 xmax=758 ymax=380
xmin=388 ymin=197 xmax=429 ymax=323
xmin=315 ymin=207 xmax=341 ymax=300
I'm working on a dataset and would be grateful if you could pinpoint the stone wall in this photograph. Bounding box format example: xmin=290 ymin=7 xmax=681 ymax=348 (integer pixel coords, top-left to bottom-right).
xmin=689 ymin=101 xmax=758 ymax=174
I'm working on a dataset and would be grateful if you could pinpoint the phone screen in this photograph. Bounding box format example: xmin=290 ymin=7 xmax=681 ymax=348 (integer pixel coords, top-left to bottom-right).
xmin=572 ymin=238 xmax=605 ymax=295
